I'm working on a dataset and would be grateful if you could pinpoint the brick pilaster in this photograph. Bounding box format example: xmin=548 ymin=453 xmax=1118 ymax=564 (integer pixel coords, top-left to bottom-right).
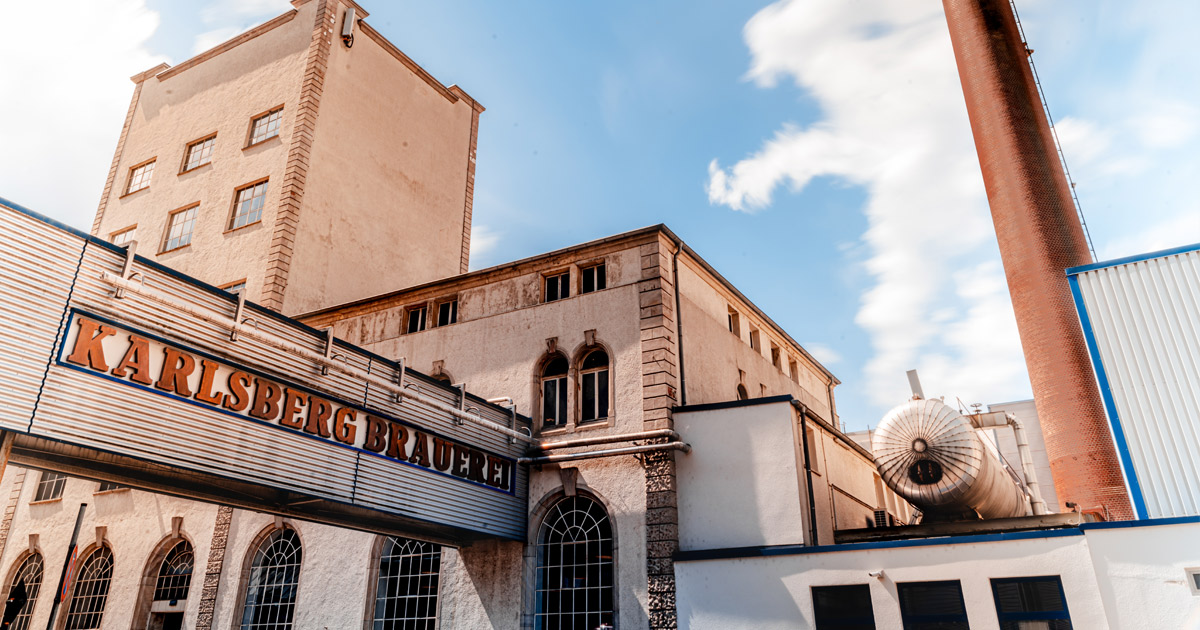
xmin=194 ymin=505 xmax=234 ymax=630
xmin=459 ymin=103 xmax=483 ymax=273
xmin=261 ymin=0 xmax=335 ymax=312
xmin=0 ymin=468 xmax=27 ymax=562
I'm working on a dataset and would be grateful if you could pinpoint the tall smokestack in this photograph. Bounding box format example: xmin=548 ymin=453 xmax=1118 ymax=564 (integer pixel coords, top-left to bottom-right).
xmin=941 ymin=0 xmax=1132 ymax=519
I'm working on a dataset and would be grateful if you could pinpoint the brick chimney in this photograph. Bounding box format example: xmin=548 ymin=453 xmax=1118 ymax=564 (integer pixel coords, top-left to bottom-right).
xmin=941 ymin=0 xmax=1132 ymax=519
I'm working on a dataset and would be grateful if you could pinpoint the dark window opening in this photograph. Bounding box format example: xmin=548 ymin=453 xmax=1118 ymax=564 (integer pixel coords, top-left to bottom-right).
xmin=154 ymin=540 xmax=194 ymax=603
xmin=581 ymin=263 xmax=606 ymax=294
xmin=372 ymin=537 xmax=441 ymax=630
xmin=33 ymin=472 xmax=66 ymax=502
xmin=580 ymin=349 xmax=609 ymax=423
xmin=405 ymin=306 xmax=427 ymax=334
xmin=544 ymin=272 xmax=570 ymax=303
xmin=436 ymin=300 xmax=458 ymax=327
xmin=736 ymin=384 xmax=749 ymax=401
xmin=240 ymin=528 xmax=302 ymax=630
xmin=813 ymin=584 xmax=876 ymax=630
xmin=992 ymin=577 xmax=1072 ymax=630
xmin=897 ymin=581 xmax=969 ymax=630
xmin=534 ymin=496 xmax=614 ymax=630
xmin=542 ymin=356 xmax=569 ymax=428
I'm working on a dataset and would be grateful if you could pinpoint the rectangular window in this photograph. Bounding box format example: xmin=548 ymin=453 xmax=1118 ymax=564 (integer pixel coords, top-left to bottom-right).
xmin=581 ymin=263 xmax=606 ymax=294
xmin=991 ymin=577 xmax=1072 ymax=630
xmin=221 ymin=281 xmax=246 ymax=295
xmin=110 ymin=226 xmax=136 ymax=247
xmin=33 ymin=471 xmax=67 ymax=502
xmin=247 ymin=107 xmax=283 ymax=146
xmin=813 ymin=585 xmax=876 ymax=630
xmin=749 ymin=328 xmax=760 ymax=351
xmin=437 ymin=300 xmax=458 ymax=327
xmin=789 ymin=359 xmax=800 ymax=383
xmin=126 ymin=159 xmax=155 ymax=194
xmin=162 ymin=205 xmax=198 ymax=252
xmin=728 ymin=308 xmax=741 ymax=337
xmin=96 ymin=482 xmax=125 ymax=493
xmin=405 ymin=305 xmax=427 ymax=334
xmin=182 ymin=134 xmax=216 ymax=172
xmin=544 ymin=271 xmax=570 ymax=303
xmin=897 ymin=581 xmax=969 ymax=630
xmin=771 ymin=343 xmax=782 ymax=368
xmin=229 ymin=180 xmax=268 ymax=230
xmin=543 ymin=376 xmax=568 ymax=428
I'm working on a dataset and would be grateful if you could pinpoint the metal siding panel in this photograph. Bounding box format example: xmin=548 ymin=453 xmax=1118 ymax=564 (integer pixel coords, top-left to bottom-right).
xmin=0 ymin=208 xmax=84 ymax=431
xmin=1075 ymin=250 xmax=1200 ymax=518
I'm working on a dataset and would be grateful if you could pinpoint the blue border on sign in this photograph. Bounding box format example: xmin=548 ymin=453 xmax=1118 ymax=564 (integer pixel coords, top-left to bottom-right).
xmin=1065 ymin=274 xmax=1149 ymax=519
xmin=53 ymin=309 xmax=518 ymax=497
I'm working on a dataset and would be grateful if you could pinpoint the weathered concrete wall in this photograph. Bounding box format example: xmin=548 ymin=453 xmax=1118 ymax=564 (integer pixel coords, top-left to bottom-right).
xmin=284 ymin=1 xmax=479 ymax=314
xmin=92 ymin=4 xmax=312 ymax=303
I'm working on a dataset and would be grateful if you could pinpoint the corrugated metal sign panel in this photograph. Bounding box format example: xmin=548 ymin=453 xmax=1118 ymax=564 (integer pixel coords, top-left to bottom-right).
xmin=0 ymin=200 xmax=530 ymax=541
xmin=1068 ymin=244 xmax=1200 ymax=519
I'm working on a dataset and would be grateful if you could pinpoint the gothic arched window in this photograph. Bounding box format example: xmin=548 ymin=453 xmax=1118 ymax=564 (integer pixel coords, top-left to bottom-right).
xmin=63 ymin=546 xmax=114 ymax=630
xmin=240 ymin=528 xmax=302 ymax=630
xmin=579 ymin=349 xmax=609 ymax=423
xmin=541 ymin=356 xmax=569 ymax=428
xmin=370 ymin=537 xmax=442 ymax=629
xmin=5 ymin=552 xmax=43 ymax=630
xmin=534 ymin=496 xmax=615 ymax=629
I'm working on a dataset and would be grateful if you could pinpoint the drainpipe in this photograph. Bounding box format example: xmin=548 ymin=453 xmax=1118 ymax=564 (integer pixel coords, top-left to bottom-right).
xmin=670 ymin=238 xmax=687 ymax=406
xmin=798 ymin=405 xmax=820 ymax=546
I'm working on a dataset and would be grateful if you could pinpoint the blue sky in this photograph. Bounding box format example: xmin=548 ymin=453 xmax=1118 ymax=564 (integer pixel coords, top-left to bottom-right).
xmin=0 ymin=0 xmax=1195 ymax=431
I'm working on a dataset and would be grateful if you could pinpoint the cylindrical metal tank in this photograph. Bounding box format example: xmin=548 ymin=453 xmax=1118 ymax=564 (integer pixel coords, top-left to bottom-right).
xmin=872 ymin=398 xmax=1028 ymax=519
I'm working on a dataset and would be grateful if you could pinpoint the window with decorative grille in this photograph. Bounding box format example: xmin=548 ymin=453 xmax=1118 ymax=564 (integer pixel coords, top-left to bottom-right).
xmin=240 ymin=528 xmax=302 ymax=630
xmin=63 ymin=547 xmax=114 ymax=630
xmin=5 ymin=553 xmax=43 ymax=630
xmin=371 ymin=537 xmax=442 ymax=630
xmin=33 ymin=471 xmax=66 ymax=502
xmin=534 ymin=496 xmax=614 ymax=630
xmin=154 ymin=540 xmax=194 ymax=603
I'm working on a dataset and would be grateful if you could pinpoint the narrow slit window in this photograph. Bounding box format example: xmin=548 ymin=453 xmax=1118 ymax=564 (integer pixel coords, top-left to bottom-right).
xmin=163 ymin=205 xmax=198 ymax=252
xmin=405 ymin=306 xmax=427 ymax=334
xmin=544 ymin=272 xmax=570 ymax=303
xmin=749 ymin=328 xmax=761 ymax=351
xmin=580 ymin=349 xmax=609 ymax=422
xmin=581 ymin=263 xmax=606 ymax=294
xmin=126 ymin=160 xmax=155 ymax=194
xmin=182 ymin=135 xmax=216 ymax=172
xmin=728 ymin=309 xmax=741 ymax=337
xmin=230 ymin=181 xmax=268 ymax=230
xmin=437 ymin=300 xmax=458 ymax=327
xmin=248 ymin=108 xmax=283 ymax=146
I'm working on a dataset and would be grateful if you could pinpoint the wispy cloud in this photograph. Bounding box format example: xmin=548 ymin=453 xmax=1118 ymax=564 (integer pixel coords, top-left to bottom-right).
xmin=804 ymin=343 xmax=842 ymax=366
xmin=0 ymin=0 xmax=165 ymax=230
xmin=468 ymin=224 xmax=502 ymax=271
xmin=192 ymin=0 xmax=291 ymax=55
xmin=708 ymin=0 xmax=1028 ymax=410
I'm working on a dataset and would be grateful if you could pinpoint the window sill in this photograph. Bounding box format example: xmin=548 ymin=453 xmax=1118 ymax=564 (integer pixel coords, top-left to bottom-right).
xmin=224 ymin=220 xmax=262 ymax=235
xmin=94 ymin=488 xmax=131 ymax=496
xmin=29 ymin=498 xmax=62 ymax=506
xmin=243 ymin=135 xmax=281 ymax=151
xmin=178 ymin=162 xmax=212 ymax=176
xmin=538 ymin=418 xmax=614 ymax=437
xmin=159 ymin=244 xmax=192 ymax=255
xmin=118 ymin=187 xmax=150 ymax=200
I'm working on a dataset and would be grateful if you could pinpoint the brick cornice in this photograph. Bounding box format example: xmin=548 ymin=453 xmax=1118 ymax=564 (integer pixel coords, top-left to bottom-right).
xmin=261 ymin=0 xmax=334 ymax=312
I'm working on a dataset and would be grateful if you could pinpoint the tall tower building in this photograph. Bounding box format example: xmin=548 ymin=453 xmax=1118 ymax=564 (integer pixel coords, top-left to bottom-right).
xmin=91 ymin=0 xmax=483 ymax=316
xmin=941 ymin=0 xmax=1132 ymax=518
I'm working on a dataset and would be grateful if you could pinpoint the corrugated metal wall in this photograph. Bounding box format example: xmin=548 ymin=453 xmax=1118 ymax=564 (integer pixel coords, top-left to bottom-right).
xmin=1068 ymin=244 xmax=1200 ymax=519
xmin=0 ymin=200 xmax=529 ymax=540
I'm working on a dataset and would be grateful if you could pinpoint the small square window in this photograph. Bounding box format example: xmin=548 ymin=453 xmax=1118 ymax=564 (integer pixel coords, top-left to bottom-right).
xmin=248 ymin=108 xmax=283 ymax=146
xmin=1188 ymin=568 xmax=1200 ymax=595
xmin=405 ymin=305 xmax=427 ymax=334
xmin=898 ymin=581 xmax=968 ymax=629
xmin=230 ymin=180 xmax=268 ymax=230
xmin=163 ymin=205 xmax=198 ymax=252
xmin=437 ymin=300 xmax=458 ymax=327
xmin=110 ymin=226 xmax=137 ymax=247
xmin=581 ymin=263 xmax=606 ymax=294
xmin=544 ymin=272 xmax=570 ymax=303
xmin=126 ymin=160 xmax=155 ymax=194
xmin=991 ymin=576 xmax=1072 ymax=629
xmin=812 ymin=584 xmax=876 ymax=630
xmin=33 ymin=471 xmax=67 ymax=502
xmin=182 ymin=134 xmax=216 ymax=172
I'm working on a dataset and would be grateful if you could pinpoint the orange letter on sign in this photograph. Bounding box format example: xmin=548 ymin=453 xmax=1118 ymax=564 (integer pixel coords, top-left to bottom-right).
xmin=333 ymin=408 xmax=358 ymax=445
xmin=363 ymin=415 xmax=388 ymax=453
xmin=193 ymin=359 xmax=226 ymax=406
xmin=65 ymin=318 xmax=116 ymax=371
xmin=110 ymin=335 xmax=153 ymax=385
xmin=408 ymin=432 xmax=431 ymax=468
xmin=155 ymin=348 xmax=196 ymax=397
xmin=279 ymin=388 xmax=307 ymax=429
xmin=305 ymin=397 xmax=333 ymax=438
xmin=224 ymin=371 xmax=252 ymax=412
xmin=249 ymin=378 xmax=282 ymax=421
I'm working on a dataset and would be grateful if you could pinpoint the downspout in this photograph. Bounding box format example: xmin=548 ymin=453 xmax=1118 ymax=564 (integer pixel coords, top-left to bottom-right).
xmin=671 ymin=239 xmax=687 ymax=406
xmin=798 ymin=404 xmax=820 ymax=546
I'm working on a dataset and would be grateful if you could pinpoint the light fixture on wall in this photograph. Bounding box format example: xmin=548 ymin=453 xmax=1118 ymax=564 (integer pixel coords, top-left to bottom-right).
xmin=341 ymin=8 xmax=356 ymax=48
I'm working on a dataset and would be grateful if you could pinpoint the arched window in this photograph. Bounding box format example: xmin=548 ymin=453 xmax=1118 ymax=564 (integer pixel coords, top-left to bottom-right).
xmin=154 ymin=539 xmax=194 ymax=603
xmin=63 ymin=546 xmax=114 ymax=630
xmin=580 ymin=349 xmax=609 ymax=423
xmin=736 ymin=384 xmax=749 ymax=400
xmin=370 ymin=537 xmax=442 ymax=629
xmin=5 ymin=552 xmax=43 ymax=630
xmin=534 ymin=496 xmax=614 ymax=629
xmin=541 ymin=356 xmax=569 ymax=429
xmin=240 ymin=528 xmax=302 ymax=630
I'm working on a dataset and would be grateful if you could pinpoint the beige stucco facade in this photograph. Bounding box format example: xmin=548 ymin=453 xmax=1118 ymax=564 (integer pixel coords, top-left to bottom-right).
xmin=91 ymin=0 xmax=480 ymax=316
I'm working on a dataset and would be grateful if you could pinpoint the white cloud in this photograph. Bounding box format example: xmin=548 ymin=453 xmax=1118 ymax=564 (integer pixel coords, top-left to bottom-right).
xmin=193 ymin=0 xmax=291 ymax=55
xmin=468 ymin=224 xmax=501 ymax=271
xmin=804 ymin=343 xmax=842 ymax=366
xmin=709 ymin=0 xmax=1030 ymax=410
xmin=0 ymin=0 xmax=165 ymax=230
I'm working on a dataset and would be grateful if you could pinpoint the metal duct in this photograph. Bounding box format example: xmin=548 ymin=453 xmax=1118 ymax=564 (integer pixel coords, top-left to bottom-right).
xmin=872 ymin=398 xmax=1028 ymax=519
